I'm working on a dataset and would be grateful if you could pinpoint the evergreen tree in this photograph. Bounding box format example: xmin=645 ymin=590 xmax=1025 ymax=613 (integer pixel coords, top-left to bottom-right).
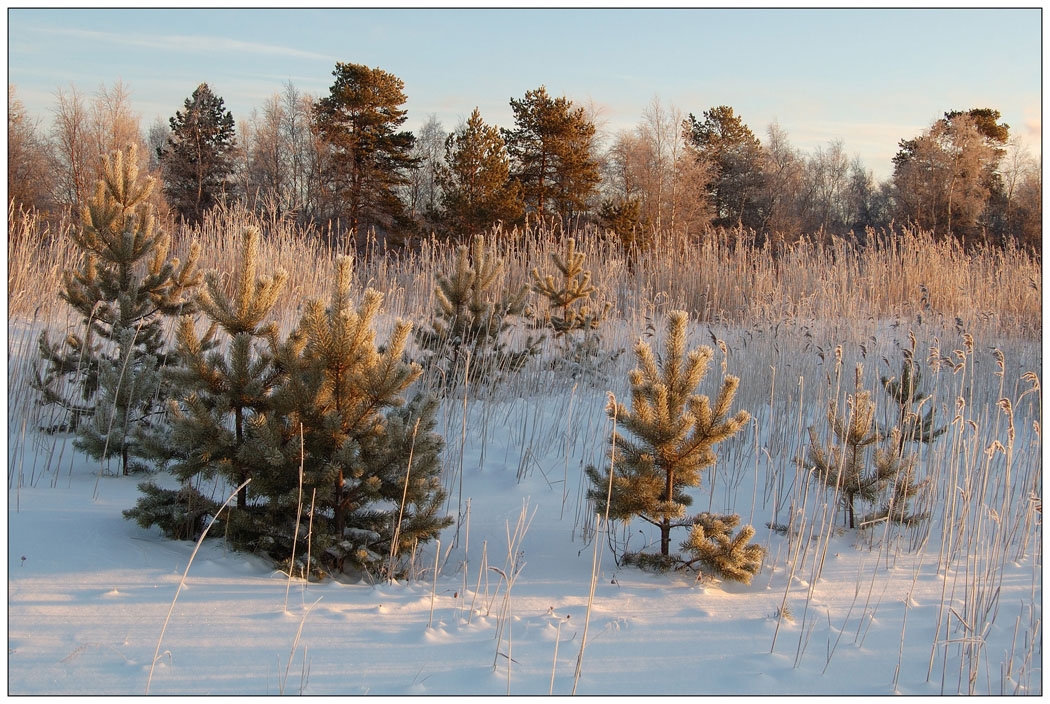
xmin=35 ymin=145 xmax=201 ymax=474
xmin=804 ymin=367 xmax=929 ymax=529
xmin=597 ymin=197 xmax=646 ymax=268
xmin=415 ymin=235 xmax=537 ymax=388
xmin=881 ymin=353 xmax=947 ymax=451
xmin=437 ymin=108 xmax=524 ymax=237
xmin=314 ymin=62 xmax=418 ymax=241
xmin=530 ymin=237 xmax=609 ymax=338
xmin=253 ymin=258 xmax=451 ymax=575
xmin=586 ymin=311 xmax=753 ymax=558
xmin=503 ymin=86 xmax=601 ymax=222
xmin=686 ymin=106 xmax=766 ymax=229
xmin=134 ymin=226 xmax=288 ymax=510
xmin=128 ymin=253 xmax=451 ymax=579
xmin=158 ymin=83 xmax=238 ymax=225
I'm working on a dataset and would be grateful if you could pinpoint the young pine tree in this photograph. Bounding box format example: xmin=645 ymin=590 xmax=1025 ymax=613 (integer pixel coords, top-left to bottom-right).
xmin=415 ymin=235 xmax=537 ymax=387
xmin=36 ymin=145 xmax=201 ymax=474
xmin=132 ymin=226 xmax=288 ymax=513
xmin=251 ymin=258 xmax=451 ymax=576
xmin=804 ymin=366 xmax=928 ymax=529
xmin=586 ymin=311 xmax=755 ymax=566
xmin=881 ymin=352 xmax=947 ymax=452
xmin=530 ymin=237 xmax=609 ymax=338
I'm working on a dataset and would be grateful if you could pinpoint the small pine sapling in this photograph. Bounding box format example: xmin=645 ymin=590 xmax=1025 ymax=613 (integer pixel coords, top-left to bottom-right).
xmin=530 ymin=238 xmax=617 ymax=378
xmin=127 ymin=226 xmax=287 ymax=530
xmin=35 ymin=145 xmax=201 ymax=474
xmin=804 ymin=366 xmax=928 ymax=529
xmin=586 ymin=310 xmax=759 ymax=574
xmin=416 ymin=235 xmax=538 ymax=388
xmin=530 ymin=237 xmax=609 ymax=338
xmin=862 ymin=429 xmax=930 ymax=526
xmin=881 ymin=351 xmax=947 ymax=452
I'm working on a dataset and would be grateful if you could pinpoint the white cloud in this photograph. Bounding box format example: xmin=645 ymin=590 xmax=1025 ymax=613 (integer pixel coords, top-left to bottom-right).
xmin=31 ymin=26 xmax=333 ymax=62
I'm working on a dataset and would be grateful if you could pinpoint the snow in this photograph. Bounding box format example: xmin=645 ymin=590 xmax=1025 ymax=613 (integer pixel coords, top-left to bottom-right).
xmin=8 ymin=319 xmax=1042 ymax=696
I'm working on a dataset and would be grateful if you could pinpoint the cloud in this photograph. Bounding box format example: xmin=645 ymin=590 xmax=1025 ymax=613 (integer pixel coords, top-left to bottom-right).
xmin=32 ymin=26 xmax=332 ymax=62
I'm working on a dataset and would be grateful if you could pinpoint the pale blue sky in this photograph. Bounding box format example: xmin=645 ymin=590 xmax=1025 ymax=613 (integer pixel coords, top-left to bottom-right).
xmin=7 ymin=7 xmax=1042 ymax=179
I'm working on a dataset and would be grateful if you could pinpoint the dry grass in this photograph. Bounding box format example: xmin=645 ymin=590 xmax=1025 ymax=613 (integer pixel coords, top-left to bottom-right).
xmin=10 ymin=207 xmax=1040 ymax=337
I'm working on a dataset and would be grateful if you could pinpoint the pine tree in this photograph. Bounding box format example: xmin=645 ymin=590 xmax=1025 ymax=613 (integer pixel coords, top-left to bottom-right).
xmin=35 ymin=145 xmax=201 ymax=474
xmin=804 ymin=366 xmax=929 ymax=529
xmin=598 ymin=197 xmax=645 ymax=265
xmin=314 ymin=62 xmax=418 ymax=241
xmin=415 ymin=235 xmax=537 ymax=388
xmin=503 ymin=86 xmax=601 ymax=221
xmin=127 ymin=252 xmax=450 ymax=579
xmin=881 ymin=353 xmax=947 ymax=451
xmin=686 ymin=106 xmax=766 ymax=229
xmin=251 ymin=258 xmax=452 ymax=576
xmin=530 ymin=237 xmax=609 ymax=338
xmin=134 ymin=226 xmax=288 ymax=510
xmin=437 ymin=107 xmax=524 ymax=238
xmin=158 ymin=83 xmax=238 ymax=225
xmin=586 ymin=311 xmax=752 ymax=558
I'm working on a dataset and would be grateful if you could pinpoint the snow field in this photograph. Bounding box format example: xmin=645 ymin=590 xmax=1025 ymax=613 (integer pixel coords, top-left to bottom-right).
xmin=8 ymin=309 xmax=1041 ymax=695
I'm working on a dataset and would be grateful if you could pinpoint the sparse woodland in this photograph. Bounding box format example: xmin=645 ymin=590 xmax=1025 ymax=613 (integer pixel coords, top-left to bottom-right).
xmin=6 ymin=60 xmax=1042 ymax=695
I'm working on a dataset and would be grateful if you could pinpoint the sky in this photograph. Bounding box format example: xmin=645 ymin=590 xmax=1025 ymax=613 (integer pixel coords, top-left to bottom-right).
xmin=6 ymin=6 xmax=1043 ymax=180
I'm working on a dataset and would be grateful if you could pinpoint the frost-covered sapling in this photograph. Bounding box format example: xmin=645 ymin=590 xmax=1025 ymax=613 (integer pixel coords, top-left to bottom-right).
xmin=804 ymin=366 xmax=929 ymax=529
xmin=586 ymin=311 xmax=762 ymax=582
xmin=530 ymin=237 xmax=609 ymax=339
xmin=35 ymin=145 xmax=200 ymax=474
xmin=416 ymin=235 xmax=538 ymax=388
xmin=881 ymin=352 xmax=947 ymax=452
xmin=530 ymin=237 xmax=618 ymax=378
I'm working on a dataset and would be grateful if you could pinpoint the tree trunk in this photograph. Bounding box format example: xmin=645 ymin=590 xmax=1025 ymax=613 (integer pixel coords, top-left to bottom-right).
xmin=235 ymin=406 xmax=247 ymax=509
xmin=335 ymin=469 xmax=345 ymax=538
xmin=661 ymin=466 xmax=675 ymax=555
xmin=660 ymin=519 xmax=671 ymax=556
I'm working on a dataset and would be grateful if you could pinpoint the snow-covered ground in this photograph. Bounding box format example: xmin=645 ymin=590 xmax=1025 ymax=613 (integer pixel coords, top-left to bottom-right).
xmin=8 ymin=318 xmax=1042 ymax=695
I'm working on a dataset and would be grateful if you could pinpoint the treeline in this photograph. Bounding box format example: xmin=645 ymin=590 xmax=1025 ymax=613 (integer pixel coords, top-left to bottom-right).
xmin=8 ymin=62 xmax=1042 ymax=250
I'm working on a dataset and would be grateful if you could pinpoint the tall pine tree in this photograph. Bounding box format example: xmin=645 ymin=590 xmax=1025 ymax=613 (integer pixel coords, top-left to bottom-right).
xmin=686 ymin=106 xmax=766 ymax=229
xmin=503 ymin=86 xmax=600 ymax=222
xmin=437 ymin=107 xmax=524 ymax=238
xmin=158 ymin=83 xmax=238 ymax=225
xmin=314 ymin=62 xmax=418 ymax=242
